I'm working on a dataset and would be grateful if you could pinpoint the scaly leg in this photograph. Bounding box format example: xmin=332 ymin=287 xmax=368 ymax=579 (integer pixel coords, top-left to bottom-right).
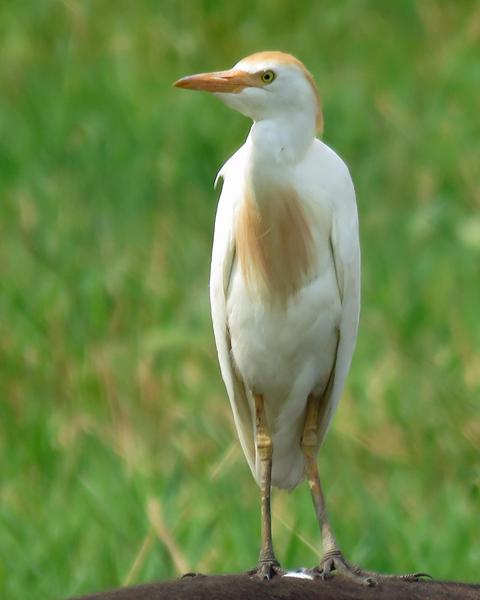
xmin=301 ymin=394 xmax=429 ymax=586
xmin=251 ymin=393 xmax=282 ymax=580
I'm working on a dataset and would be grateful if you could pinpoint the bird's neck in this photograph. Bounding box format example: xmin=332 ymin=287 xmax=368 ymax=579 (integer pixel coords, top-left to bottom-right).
xmin=248 ymin=113 xmax=316 ymax=167
xmin=245 ymin=113 xmax=315 ymax=209
xmin=234 ymin=114 xmax=316 ymax=305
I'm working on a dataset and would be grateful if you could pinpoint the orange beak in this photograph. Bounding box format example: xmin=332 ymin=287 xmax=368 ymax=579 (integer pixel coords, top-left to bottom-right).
xmin=174 ymin=69 xmax=256 ymax=94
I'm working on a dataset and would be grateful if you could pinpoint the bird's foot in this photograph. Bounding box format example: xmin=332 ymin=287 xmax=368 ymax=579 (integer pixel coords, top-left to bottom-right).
xmin=313 ymin=550 xmax=377 ymax=586
xmin=250 ymin=558 xmax=283 ymax=581
xmin=368 ymin=570 xmax=431 ymax=583
xmin=312 ymin=550 xmax=431 ymax=586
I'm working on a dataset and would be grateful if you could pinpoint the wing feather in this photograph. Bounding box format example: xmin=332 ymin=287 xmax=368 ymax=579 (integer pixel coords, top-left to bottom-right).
xmin=316 ymin=169 xmax=361 ymax=444
xmin=209 ymin=166 xmax=256 ymax=477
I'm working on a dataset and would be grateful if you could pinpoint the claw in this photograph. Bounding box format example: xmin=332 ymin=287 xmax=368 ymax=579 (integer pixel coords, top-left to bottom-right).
xmin=401 ymin=572 xmax=432 ymax=582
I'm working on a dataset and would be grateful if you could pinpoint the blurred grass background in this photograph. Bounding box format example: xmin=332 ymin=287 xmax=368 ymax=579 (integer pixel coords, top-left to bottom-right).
xmin=0 ymin=1 xmax=479 ymax=598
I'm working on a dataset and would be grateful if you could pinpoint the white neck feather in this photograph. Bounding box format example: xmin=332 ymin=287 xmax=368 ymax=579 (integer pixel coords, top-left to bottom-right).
xmin=243 ymin=113 xmax=315 ymax=204
xmin=248 ymin=113 xmax=315 ymax=166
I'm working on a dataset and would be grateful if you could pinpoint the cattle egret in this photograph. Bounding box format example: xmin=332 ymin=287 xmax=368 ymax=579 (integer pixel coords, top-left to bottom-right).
xmin=175 ymin=51 xmax=426 ymax=585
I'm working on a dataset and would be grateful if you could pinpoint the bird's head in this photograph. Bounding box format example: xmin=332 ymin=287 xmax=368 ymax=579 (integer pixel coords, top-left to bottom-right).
xmin=174 ymin=51 xmax=323 ymax=135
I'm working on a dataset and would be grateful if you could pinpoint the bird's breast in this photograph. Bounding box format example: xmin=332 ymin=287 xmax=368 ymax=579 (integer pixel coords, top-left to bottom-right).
xmin=226 ymin=256 xmax=341 ymax=402
xmin=234 ymin=183 xmax=316 ymax=305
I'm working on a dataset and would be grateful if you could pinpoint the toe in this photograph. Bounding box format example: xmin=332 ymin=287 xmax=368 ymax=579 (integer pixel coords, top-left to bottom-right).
xmin=401 ymin=572 xmax=432 ymax=582
xmin=250 ymin=561 xmax=282 ymax=581
xmin=314 ymin=552 xmax=378 ymax=586
xmin=313 ymin=558 xmax=334 ymax=580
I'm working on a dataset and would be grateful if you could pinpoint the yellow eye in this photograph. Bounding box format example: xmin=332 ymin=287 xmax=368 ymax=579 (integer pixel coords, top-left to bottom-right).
xmin=261 ymin=70 xmax=275 ymax=84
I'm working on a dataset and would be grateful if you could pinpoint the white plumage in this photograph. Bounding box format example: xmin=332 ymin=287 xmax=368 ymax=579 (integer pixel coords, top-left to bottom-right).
xmin=176 ymin=51 xmax=360 ymax=492
xmin=211 ymin=137 xmax=359 ymax=489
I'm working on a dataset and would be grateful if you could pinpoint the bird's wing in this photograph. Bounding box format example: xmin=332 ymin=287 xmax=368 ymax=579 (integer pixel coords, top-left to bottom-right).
xmin=209 ymin=157 xmax=256 ymax=477
xmin=317 ymin=163 xmax=361 ymax=444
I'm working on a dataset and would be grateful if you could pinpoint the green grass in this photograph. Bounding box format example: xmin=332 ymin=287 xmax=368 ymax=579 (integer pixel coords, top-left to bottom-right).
xmin=1 ymin=1 xmax=479 ymax=598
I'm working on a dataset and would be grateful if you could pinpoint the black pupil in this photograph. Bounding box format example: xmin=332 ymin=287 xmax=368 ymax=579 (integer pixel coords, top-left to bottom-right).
xmin=264 ymin=72 xmax=272 ymax=80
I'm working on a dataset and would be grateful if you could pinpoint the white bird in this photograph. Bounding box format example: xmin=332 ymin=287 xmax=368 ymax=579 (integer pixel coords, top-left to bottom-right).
xmin=175 ymin=51 xmax=425 ymax=585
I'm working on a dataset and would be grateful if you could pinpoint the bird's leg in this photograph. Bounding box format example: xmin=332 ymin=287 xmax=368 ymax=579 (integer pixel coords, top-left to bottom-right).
xmin=302 ymin=393 xmax=376 ymax=584
xmin=251 ymin=393 xmax=281 ymax=581
xmin=301 ymin=393 xmax=429 ymax=586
